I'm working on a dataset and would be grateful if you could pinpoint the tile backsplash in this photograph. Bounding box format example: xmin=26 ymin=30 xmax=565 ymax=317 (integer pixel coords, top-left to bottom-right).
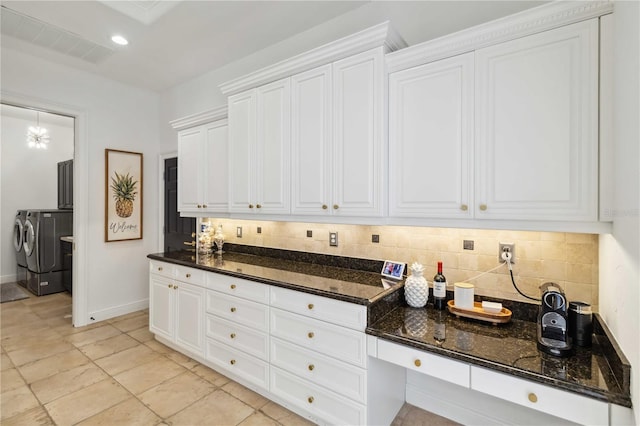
xmin=203 ymin=218 xmax=599 ymax=310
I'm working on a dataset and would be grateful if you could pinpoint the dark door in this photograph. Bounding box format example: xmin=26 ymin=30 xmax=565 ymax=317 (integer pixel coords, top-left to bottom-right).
xmin=164 ymin=157 xmax=195 ymax=252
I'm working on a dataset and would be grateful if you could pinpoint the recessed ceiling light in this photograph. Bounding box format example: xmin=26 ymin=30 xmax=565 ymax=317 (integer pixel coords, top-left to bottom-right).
xmin=111 ymin=35 xmax=129 ymax=46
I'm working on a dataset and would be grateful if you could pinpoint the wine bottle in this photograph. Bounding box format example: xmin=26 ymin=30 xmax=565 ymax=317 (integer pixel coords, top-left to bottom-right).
xmin=433 ymin=261 xmax=447 ymax=310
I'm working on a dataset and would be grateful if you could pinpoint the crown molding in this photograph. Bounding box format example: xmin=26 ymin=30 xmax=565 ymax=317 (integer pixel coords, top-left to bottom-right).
xmin=219 ymin=21 xmax=407 ymax=96
xmin=169 ymin=105 xmax=228 ymax=130
xmin=386 ymin=0 xmax=613 ymax=74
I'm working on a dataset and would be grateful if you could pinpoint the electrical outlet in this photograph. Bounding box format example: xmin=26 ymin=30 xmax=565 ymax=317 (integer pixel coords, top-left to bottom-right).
xmin=499 ymin=242 xmax=515 ymax=263
xmin=257 ymin=227 xmax=262 ymax=234
xmin=372 ymin=234 xmax=380 ymax=243
xmin=329 ymin=232 xmax=338 ymax=247
xmin=236 ymin=227 xmax=242 ymax=238
xmin=463 ymin=240 xmax=474 ymax=250
xmin=306 ymin=230 xmax=313 ymax=238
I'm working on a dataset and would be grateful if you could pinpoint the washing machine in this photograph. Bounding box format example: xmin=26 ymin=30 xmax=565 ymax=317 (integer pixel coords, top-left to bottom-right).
xmin=24 ymin=210 xmax=73 ymax=296
xmin=13 ymin=210 xmax=28 ymax=287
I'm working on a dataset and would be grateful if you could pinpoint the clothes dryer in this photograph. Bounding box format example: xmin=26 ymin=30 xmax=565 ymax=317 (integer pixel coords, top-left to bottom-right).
xmin=24 ymin=210 xmax=73 ymax=295
xmin=13 ymin=210 xmax=28 ymax=286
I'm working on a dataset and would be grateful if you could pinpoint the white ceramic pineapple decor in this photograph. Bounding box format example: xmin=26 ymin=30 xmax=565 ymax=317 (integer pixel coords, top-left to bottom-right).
xmin=404 ymin=262 xmax=429 ymax=308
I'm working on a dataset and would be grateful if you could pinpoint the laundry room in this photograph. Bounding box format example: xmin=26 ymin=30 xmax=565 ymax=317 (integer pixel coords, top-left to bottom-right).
xmin=1 ymin=103 xmax=74 ymax=298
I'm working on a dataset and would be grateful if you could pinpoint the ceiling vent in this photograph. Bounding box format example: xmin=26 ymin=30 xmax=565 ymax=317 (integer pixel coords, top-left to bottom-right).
xmin=0 ymin=6 xmax=114 ymax=64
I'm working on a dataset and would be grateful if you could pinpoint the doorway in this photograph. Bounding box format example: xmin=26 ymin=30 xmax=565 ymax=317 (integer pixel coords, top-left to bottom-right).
xmin=1 ymin=104 xmax=75 ymax=294
xmin=163 ymin=157 xmax=195 ymax=252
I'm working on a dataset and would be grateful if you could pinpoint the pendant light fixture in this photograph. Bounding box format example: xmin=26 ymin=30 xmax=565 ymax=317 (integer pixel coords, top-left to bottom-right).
xmin=27 ymin=111 xmax=50 ymax=149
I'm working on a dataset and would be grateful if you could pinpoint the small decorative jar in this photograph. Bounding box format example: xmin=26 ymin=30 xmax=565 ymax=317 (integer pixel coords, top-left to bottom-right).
xmin=404 ymin=262 xmax=429 ymax=308
xmin=213 ymin=224 xmax=225 ymax=254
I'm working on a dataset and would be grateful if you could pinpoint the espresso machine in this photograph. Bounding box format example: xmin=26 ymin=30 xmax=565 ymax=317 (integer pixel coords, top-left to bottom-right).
xmin=537 ymin=282 xmax=573 ymax=357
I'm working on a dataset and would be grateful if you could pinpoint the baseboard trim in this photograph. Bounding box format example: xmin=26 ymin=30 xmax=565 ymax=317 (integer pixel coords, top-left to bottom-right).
xmin=1 ymin=274 xmax=18 ymax=284
xmin=87 ymin=298 xmax=148 ymax=323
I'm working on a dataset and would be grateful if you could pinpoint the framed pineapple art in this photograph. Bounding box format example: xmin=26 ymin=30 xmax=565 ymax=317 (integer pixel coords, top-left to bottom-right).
xmin=105 ymin=149 xmax=143 ymax=242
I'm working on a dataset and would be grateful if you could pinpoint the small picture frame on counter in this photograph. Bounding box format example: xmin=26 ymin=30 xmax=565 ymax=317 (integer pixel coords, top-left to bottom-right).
xmin=381 ymin=260 xmax=406 ymax=280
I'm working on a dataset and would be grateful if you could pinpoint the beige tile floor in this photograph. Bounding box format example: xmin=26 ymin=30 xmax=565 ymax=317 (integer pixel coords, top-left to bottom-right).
xmin=1 ymin=289 xmax=458 ymax=425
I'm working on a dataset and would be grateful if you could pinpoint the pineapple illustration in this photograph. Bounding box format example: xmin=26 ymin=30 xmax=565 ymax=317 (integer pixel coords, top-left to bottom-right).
xmin=110 ymin=171 xmax=138 ymax=218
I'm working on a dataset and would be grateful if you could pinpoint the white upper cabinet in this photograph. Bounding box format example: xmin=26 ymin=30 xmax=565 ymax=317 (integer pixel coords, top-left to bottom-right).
xmin=228 ymin=79 xmax=290 ymax=214
xmin=177 ymin=120 xmax=228 ymax=215
xmin=332 ymin=48 xmax=386 ymax=216
xmin=291 ymin=64 xmax=332 ymax=215
xmin=292 ymin=50 xmax=386 ymax=217
xmin=475 ymin=20 xmax=599 ymax=221
xmin=389 ymin=52 xmax=474 ymax=218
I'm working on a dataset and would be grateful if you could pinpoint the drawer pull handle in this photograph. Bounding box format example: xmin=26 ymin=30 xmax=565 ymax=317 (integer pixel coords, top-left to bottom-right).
xmin=307 ymin=303 xmax=314 ymax=310
xmin=230 ymin=284 xmax=236 ymax=289
xmin=158 ymin=267 xmax=163 ymax=271
xmin=256 ymin=204 xmax=262 ymax=209
xmin=249 ymin=204 xmax=254 ymax=209
xmin=307 ymin=332 xmax=314 ymax=339
xmin=479 ymin=204 xmax=487 ymax=211
xmin=528 ymin=393 xmax=537 ymax=403
xmin=333 ymin=204 xmax=339 ymax=210
xmin=414 ymin=359 xmax=421 ymax=367
xmin=174 ymin=285 xmax=178 ymax=290
xmin=308 ymin=364 xmax=315 ymax=371
xmin=322 ymin=204 xmax=328 ymax=210
xmin=307 ymin=396 xmax=314 ymax=404
xmin=197 ymin=204 xmax=202 ymax=208
xmin=167 ymin=284 xmax=171 ymax=289
xmin=202 ymin=204 xmax=207 ymax=208
xmin=230 ymin=333 xmax=236 ymax=339
xmin=230 ymin=307 xmax=236 ymax=313
xmin=186 ymin=273 xmax=191 ymax=278
xmin=460 ymin=204 xmax=468 ymax=211
xmin=230 ymin=359 xmax=236 ymax=365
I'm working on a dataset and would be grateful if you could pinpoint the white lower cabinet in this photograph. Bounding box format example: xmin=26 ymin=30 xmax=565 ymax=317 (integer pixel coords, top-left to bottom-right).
xmin=206 ymin=339 xmax=269 ymax=389
xmin=149 ymin=262 xmax=205 ymax=357
xmin=377 ymin=339 xmax=469 ymax=387
xmin=271 ymin=366 xmax=366 ymax=426
xmin=271 ymin=337 xmax=367 ymax=404
xmin=470 ymin=366 xmax=609 ymax=426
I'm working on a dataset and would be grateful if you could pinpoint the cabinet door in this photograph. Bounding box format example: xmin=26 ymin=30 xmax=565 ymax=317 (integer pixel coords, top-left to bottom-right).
xmin=203 ymin=121 xmax=229 ymax=213
xmin=175 ymin=281 xmax=205 ymax=356
xmin=228 ymin=90 xmax=256 ymax=213
xmin=177 ymin=126 xmax=204 ymax=213
xmin=255 ymin=78 xmax=291 ymax=214
xmin=389 ymin=53 xmax=473 ymax=218
xmin=291 ymin=64 xmax=332 ymax=215
xmin=149 ymin=274 xmax=175 ymax=342
xmin=64 ymin=160 xmax=73 ymax=209
xmin=333 ymin=48 xmax=385 ymax=216
xmin=475 ymin=20 xmax=598 ymax=221
xmin=57 ymin=162 xmax=65 ymax=209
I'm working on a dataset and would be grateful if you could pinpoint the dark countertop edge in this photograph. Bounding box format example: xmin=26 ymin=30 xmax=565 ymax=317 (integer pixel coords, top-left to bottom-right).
xmin=365 ymin=328 xmax=632 ymax=408
xmin=147 ymin=253 xmax=399 ymax=306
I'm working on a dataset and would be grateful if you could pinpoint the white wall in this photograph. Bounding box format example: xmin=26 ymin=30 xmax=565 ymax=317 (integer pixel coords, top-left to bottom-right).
xmin=599 ymin=2 xmax=640 ymax=424
xmin=0 ymin=106 xmax=74 ymax=282
xmin=1 ymin=47 xmax=164 ymax=324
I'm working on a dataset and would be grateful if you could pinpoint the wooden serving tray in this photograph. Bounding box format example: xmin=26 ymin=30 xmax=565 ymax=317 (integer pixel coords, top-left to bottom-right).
xmin=447 ymin=300 xmax=512 ymax=325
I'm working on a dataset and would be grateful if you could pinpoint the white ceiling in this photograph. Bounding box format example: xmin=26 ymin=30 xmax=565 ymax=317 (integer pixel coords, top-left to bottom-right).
xmin=0 ymin=1 xmax=546 ymax=93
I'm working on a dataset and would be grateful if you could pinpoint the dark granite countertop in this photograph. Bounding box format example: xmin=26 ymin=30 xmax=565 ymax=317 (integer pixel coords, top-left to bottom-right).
xmin=147 ymin=247 xmax=631 ymax=408
xmin=147 ymin=250 xmax=402 ymax=305
xmin=367 ymin=303 xmax=632 ymax=407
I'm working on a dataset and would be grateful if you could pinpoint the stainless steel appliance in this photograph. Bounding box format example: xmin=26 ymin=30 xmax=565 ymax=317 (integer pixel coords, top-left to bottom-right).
xmin=24 ymin=210 xmax=72 ymax=296
xmin=537 ymin=282 xmax=572 ymax=357
xmin=13 ymin=210 xmax=28 ymax=287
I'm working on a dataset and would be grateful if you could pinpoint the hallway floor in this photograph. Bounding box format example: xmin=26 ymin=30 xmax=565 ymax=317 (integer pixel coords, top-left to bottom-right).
xmin=1 ymin=289 xmax=458 ymax=425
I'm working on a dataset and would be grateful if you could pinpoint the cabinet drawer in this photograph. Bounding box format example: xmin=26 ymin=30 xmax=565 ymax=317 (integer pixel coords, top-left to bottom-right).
xmin=149 ymin=260 xmax=174 ymax=279
xmin=271 ymin=337 xmax=366 ymax=404
xmin=207 ymin=273 xmax=269 ymax=304
xmin=206 ymin=291 xmax=269 ymax=331
xmin=206 ymin=340 xmax=269 ymax=390
xmin=377 ymin=339 xmax=469 ymax=388
xmin=270 ymin=286 xmax=366 ymax=331
xmin=174 ymin=264 xmax=206 ymax=285
xmin=471 ymin=366 xmax=608 ymax=425
xmin=206 ymin=315 xmax=269 ymax=361
xmin=270 ymin=308 xmax=366 ymax=368
xmin=271 ymin=366 xmax=366 ymax=426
